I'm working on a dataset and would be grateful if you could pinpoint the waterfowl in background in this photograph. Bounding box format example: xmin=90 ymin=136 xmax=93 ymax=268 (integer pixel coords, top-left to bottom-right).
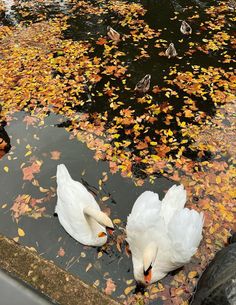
xmin=180 ymin=20 xmax=192 ymax=35
xmin=126 ymin=184 xmax=204 ymax=285
xmin=191 ymin=232 xmax=236 ymax=305
xmin=165 ymin=43 xmax=178 ymax=58
xmin=55 ymin=164 xmax=114 ymax=247
xmin=107 ymin=26 xmax=121 ymax=42
xmin=134 ymin=74 xmax=151 ymax=94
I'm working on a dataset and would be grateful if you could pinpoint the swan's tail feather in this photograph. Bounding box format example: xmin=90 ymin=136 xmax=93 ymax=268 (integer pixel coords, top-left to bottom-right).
xmin=161 ymin=184 xmax=187 ymax=225
xmin=56 ymin=164 xmax=72 ymax=186
xmin=168 ymin=209 xmax=204 ymax=263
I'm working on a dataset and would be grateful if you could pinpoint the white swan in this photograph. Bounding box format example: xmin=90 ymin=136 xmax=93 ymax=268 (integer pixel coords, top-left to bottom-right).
xmin=126 ymin=185 xmax=204 ymax=285
xmin=55 ymin=164 xmax=114 ymax=247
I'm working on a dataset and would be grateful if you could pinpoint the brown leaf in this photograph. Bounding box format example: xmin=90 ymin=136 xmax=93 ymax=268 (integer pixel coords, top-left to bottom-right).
xmin=104 ymin=278 xmax=116 ymax=295
xmin=50 ymin=151 xmax=61 ymax=160
xmin=58 ymin=247 xmax=65 ymax=257
xmin=22 ymin=161 xmax=41 ymax=181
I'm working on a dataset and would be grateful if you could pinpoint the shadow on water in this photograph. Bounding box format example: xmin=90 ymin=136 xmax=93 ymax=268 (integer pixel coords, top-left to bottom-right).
xmin=0 ymin=112 xmax=172 ymax=302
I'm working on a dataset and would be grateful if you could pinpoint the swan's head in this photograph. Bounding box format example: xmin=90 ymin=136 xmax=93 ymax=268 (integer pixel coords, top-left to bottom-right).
xmin=132 ymin=242 xmax=158 ymax=285
xmin=143 ymin=243 xmax=158 ymax=284
xmin=83 ymin=207 xmax=114 ymax=246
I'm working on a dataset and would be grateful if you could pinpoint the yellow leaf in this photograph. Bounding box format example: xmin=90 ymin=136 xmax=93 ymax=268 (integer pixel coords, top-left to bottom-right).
xmin=101 ymin=196 xmax=110 ymax=202
xmin=18 ymin=228 xmax=25 ymax=237
xmin=4 ymin=166 xmax=9 ymax=173
xmin=216 ymin=176 xmax=221 ymax=184
xmin=188 ymin=271 xmax=198 ymax=279
xmin=113 ymin=218 xmax=121 ymax=224
xmin=86 ymin=263 xmax=92 ymax=272
xmin=39 ymin=187 xmax=49 ymax=193
xmin=124 ymin=286 xmax=136 ymax=295
xmin=25 ymin=151 xmax=32 ymax=157
xmin=97 ymin=251 xmax=103 ymax=259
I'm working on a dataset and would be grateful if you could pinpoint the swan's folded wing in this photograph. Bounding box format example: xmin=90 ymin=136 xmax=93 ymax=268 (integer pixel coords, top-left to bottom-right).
xmin=131 ymin=191 xmax=161 ymax=216
xmin=160 ymin=184 xmax=187 ymax=225
xmin=167 ymin=208 xmax=204 ymax=264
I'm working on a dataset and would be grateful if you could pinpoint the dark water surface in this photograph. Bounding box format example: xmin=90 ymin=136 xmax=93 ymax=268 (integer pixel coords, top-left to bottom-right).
xmin=0 ymin=112 xmax=172 ymax=302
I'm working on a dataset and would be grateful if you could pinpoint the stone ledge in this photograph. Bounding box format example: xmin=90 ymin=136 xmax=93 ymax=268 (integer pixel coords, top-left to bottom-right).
xmin=0 ymin=235 xmax=121 ymax=305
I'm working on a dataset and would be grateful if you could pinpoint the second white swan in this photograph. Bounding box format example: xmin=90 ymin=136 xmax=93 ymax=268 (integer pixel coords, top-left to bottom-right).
xmin=126 ymin=184 xmax=204 ymax=285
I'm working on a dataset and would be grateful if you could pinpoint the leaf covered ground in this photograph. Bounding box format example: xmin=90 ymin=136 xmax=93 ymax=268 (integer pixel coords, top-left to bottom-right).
xmin=0 ymin=0 xmax=235 ymax=304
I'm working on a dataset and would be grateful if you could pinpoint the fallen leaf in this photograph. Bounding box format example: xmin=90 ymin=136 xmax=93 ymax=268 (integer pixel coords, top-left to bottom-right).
xmin=104 ymin=278 xmax=116 ymax=295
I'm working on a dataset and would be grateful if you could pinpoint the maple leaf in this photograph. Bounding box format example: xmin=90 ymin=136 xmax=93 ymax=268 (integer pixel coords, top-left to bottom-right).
xmin=22 ymin=161 xmax=41 ymax=181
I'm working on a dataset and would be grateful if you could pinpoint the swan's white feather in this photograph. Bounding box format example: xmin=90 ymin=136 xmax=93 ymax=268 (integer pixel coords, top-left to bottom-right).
xmin=168 ymin=209 xmax=204 ymax=263
xmin=161 ymin=184 xmax=187 ymax=225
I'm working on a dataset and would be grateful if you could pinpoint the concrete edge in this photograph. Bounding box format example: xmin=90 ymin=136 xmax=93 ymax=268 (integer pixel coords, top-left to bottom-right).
xmin=0 ymin=235 xmax=121 ymax=305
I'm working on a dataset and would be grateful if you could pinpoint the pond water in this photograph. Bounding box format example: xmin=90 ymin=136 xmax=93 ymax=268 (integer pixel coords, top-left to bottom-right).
xmin=0 ymin=112 xmax=173 ymax=304
xmin=0 ymin=0 xmax=235 ymax=304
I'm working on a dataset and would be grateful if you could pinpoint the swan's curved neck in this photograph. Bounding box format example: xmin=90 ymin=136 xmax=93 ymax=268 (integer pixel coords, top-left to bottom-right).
xmin=143 ymin=242 xmax=158 ymax=271
xmin=83 ymin=206 xmax=113 ymax=229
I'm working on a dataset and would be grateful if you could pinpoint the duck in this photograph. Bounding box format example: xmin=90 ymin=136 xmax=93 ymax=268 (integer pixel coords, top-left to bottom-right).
xmin=180 ymin=20 xmax=192 ymax=35
xmin=126 ymin=184 xmax=204 ymax=285
xmin=107 ymin=26 xmax=121 ymax=42
xmin=55 ymin=164 xmax=114 ymax=247
xmin=165 ymin=43 xmax=178 ymax=58
xmin=134 ymin=74 xmax=151 ymax=94
xmin=191 ymin=231 xmax=236 ymax=305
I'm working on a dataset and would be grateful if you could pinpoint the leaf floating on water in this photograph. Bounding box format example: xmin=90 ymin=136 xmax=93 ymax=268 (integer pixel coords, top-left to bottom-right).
xmin=3 ymin=166 xmax=9 ymax=173
xmin=18 ymin=228 xmax=25 ymax=237
xmin=13 ymin=237 xmax=19 ymax=243
xmin=57 ymin=247 xmax=65 ymax=257
xmin=188 ymin=271 xmax=198 ymax=279
xmin=22 ymin=161 xmax=42 ymax=181
xmin=124 ymin=286 xmax=136 ymax=295
xmin=50 ymin=151 xmax=61 ymax=160
xmin=104 ymin=278 xmax=116 ymax=295
xmin=101 ymin=196 xmax=110 ymax=202
xmin=85 ymin=263 xmax=92 ymax=272
xmin=39 ymin=187 xmax=49 ymax=193
xmin=93 ymin=279 xmax=100 ymax=287
xmin=113 ymin=218 xmax=121 ymax=224
xmin=97 ymin=251 xmax=103 ymax=259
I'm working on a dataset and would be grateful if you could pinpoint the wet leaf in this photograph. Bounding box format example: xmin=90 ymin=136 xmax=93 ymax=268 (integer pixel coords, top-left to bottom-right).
xmin=104 ymin=278 xmax=116 ymax=295
xmin=18 ymin=228 xmax=25 ymax=237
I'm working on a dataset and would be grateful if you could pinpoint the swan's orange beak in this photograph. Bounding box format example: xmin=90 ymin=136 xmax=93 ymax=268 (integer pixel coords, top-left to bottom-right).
xmin=98 ymin=232 xmax=107 ymax=238
xmin=144 ymin=268 xmax=152 ymax=284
